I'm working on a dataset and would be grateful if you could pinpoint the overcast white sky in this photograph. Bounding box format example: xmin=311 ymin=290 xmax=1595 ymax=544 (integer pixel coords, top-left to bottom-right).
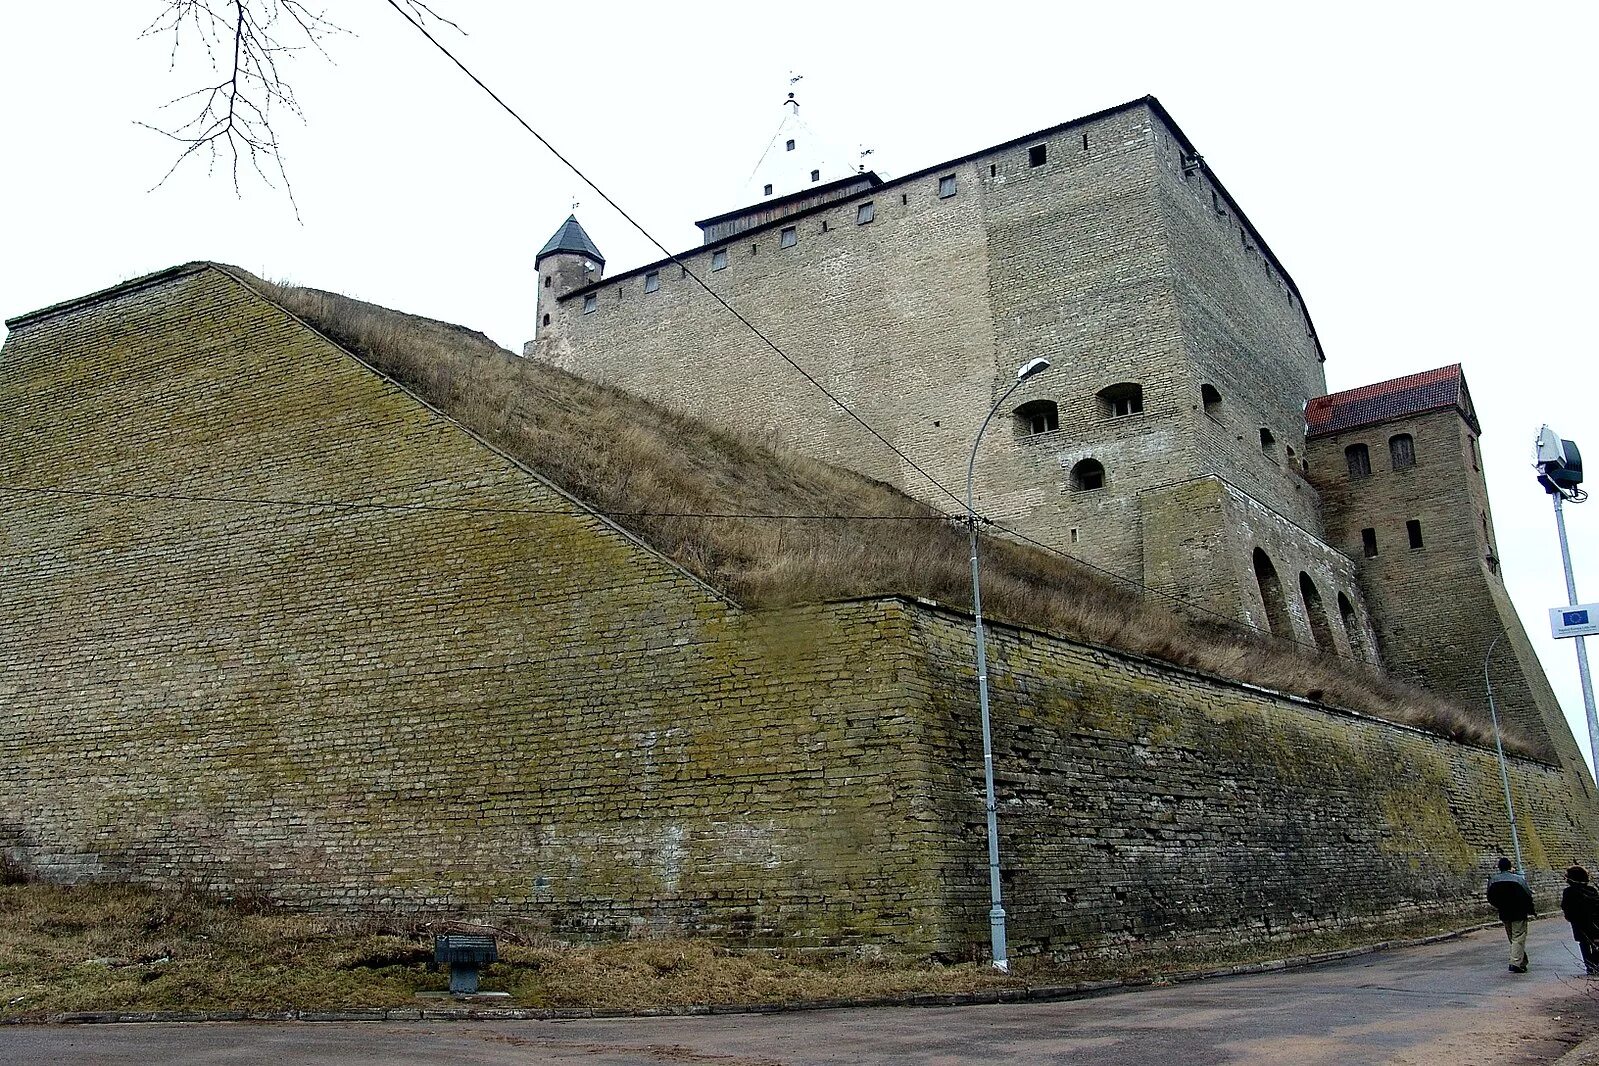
xmin=1 ymin=1 xmax=1595 ymax=772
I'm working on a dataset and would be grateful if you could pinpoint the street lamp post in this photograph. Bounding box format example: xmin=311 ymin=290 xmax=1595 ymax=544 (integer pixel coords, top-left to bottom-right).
xmin=964 ymin=355 xmax=1050 ymax=974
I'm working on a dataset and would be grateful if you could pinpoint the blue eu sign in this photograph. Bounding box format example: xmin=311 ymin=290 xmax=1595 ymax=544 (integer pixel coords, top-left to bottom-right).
xmin=1565 ymin=610 xmax=1591 ymax=626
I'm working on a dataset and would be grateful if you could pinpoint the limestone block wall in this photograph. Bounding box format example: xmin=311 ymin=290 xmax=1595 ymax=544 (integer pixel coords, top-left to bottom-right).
xmin=1307 ymin=409 xmax=1588 ymax=777
xmin=5 ymin=263 xmax=1593 ymax=964
xmin=0 ymin=266 xmax=948 ymax=947
xmin=535 ymin=98 xmax=1338 ymax=608
xmin=1153 ymin=113 xmax=1330 ymax=536
xmin=1139 ymin=477 xmax=1378 ymax=661
xmin=898 ymin=601 xmax=1598 ymax=960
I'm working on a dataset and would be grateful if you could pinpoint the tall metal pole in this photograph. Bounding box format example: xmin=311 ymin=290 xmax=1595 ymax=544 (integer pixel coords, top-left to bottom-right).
xmin=964 ymin=362 xmax=1046 ymax=973
xmin=1483 ymin=634 xmax=1523 ymax=870
xmin=1552 ymin=493 xmax=1599 ymax=781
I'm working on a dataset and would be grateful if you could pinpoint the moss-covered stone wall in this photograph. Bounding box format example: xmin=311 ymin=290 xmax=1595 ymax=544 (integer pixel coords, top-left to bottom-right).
xmin=0 ymin=266 xmax=945 ymax=948
xmin=899 ymin=601 xmax=1598 ymax=959
xmin=1 ymin=265 xmax=1592 ymax=962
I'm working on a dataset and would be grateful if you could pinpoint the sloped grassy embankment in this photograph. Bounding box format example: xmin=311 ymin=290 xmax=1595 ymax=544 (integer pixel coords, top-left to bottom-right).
xmin=237 ymin=268 xmax=1527 ymax=755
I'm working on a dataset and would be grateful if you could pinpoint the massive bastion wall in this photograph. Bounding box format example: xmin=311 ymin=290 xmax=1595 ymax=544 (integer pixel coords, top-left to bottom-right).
xmin=0 ymin=265 xmax=1593 ymax=959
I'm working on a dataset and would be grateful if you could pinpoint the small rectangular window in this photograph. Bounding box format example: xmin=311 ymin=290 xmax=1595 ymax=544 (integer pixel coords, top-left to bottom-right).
xmin=711 ymin=249 xmax=727 ymax=271
xmin=785 ymin=139 xmax=796 ymax=151
xmin=643 ymin=271 xmax=660 ymax=293
xmin=1407 ymin=520 xmax=1424 ymax=549
xmin=989 ymin=163 xmax=997 ymax=177
xmin=1470 ymin=436 xmax=1480 ymax=471
xmin=1361 ymin=528 xmax=1378 ymax=558
xmin=1082 ymin=133 xmax=1089 ymax=151
xmin=763 ymin=183 xmax=773 ymax=196
xmin=938 ymin=174 xmax=957 ymax=198
xmin=780 ymin=226 xmax=797 ymax=249
xmin=1028 ymin=143 xmax=1047 ymax=167
xmin=1070 ymin=527 xmax=1080 ymax=544
xmin=857 ymin=201 xmax=875 ymax=225
xmin=582 ymin=294 xmax=597 ymax=314
xmin=900 ymin=193 xmax=907 ymax=205
xmin=544 ymin=276 xmax=552 ymax=288
xmin=810 ymin=168 xmax=820 ymax=182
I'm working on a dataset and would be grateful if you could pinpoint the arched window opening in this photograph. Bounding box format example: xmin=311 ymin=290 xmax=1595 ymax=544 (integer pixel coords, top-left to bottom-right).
xmin=1299 ymin=572 xmax=1334 ymax=651
xmin=1201 ymin=383 xmax=1222 ymax=416
xmin=1014 ymin=399 xmax=1059 ymax=437
xmin=1338 ymin=592 xmax=1373 ymax=663
xmin=1346 ymin=443 xmax=1371 ymax=479
xmin=1098 ymin=382 xmax=1144 ymax=418
xmin=1389 ymin=433 xmax=1416 ymax=471
xmin=541 ymin=313 xmax=551 ymax=327
xmin=1070 ymin=458 xmax=1106 ymax=492
xmin=1252 ymin=548 xmax=1293 ymax=639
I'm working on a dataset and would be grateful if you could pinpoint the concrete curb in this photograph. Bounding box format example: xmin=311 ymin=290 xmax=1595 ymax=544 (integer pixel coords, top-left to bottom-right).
xmin=12 ymin=920 xmax=1499 ymax=1027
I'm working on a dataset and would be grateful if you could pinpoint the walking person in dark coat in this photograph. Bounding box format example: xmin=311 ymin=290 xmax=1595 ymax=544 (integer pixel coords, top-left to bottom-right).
xmin=1562 ymin=865 xmax=1599 ymax=975
xmin=1486 ymin=857 xmax=1536 ymax=973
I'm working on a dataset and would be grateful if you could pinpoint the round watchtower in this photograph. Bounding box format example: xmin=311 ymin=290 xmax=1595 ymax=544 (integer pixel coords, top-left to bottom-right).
xmin=531 ymin=214 xmax=605 ymax=358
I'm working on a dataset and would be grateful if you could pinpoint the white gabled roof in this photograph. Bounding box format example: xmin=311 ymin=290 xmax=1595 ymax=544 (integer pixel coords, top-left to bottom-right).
xmin=734 ymin=94 xmax=859 ymax=207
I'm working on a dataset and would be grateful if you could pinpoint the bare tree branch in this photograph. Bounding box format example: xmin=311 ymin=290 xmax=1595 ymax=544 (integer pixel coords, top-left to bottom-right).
xmin=141 ymin=1 xmax=462 ymax=217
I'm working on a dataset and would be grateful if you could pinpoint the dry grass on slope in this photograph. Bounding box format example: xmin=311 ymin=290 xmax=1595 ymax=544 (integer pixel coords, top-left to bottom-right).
xmin=241 ymin=270 xmax=1532 ymax=756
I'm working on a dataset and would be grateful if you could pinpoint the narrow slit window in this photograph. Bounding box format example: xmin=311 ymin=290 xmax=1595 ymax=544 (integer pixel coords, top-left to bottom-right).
xmin=1361 ymin=528 xmax=1378 ymax=558
xmin=541 ymin=313 xmax=550 ymax=326
xmin=711 ymin=249 xmax=728 ymax=271
xmin=780 ymin=226 xmax=797 ymax=249
xmin=1470 ymin=436 xmax=1480 ymax=470
xmin=857 ymin=201 xmax=875 ymax=225
xmin=643 ymin=271 xmax=660 ymax=293
xmin=938 ymin=174 xmax=957 ymax=198
xmin=989 ymin=163 xmax=997 ymax=177
xmin=582 ymin=294 xmax=597 ymax=314
xmin=1082 ymin=133 xmax=1089 ymax=150
xmin=1028 ymin=143 xmax=1047 ymax=167
xmin=901 ymin=193 xmax=908 ymax=205
xmin=543 ymin=276 xmax=551 ymax=288
xmin=1407 ymin=520 xmax=1424 ymax=549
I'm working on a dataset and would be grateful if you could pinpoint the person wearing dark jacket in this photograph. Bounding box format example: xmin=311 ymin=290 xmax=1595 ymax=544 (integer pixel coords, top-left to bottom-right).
xmin=1562 ymin=865 xmax=1599 ymax=975
xmin=1486 ymin=857 xmax=1536 ymax=973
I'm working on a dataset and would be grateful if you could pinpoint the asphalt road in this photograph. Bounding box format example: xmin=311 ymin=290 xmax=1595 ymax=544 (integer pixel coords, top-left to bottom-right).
xmin=5 ymin=919 xmax=1595 ymax=1065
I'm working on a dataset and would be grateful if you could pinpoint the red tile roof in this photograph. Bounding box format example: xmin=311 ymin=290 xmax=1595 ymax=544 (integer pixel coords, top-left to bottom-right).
xmin=1306 ymin=364 xmax=1478 ymax=438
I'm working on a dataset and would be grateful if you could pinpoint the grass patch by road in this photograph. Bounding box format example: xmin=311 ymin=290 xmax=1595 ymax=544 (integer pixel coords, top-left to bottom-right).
xmin=0 ymin=880 xmax=1481 ymax=1021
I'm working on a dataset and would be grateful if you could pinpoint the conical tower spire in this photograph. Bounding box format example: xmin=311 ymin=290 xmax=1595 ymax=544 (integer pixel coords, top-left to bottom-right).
xmin=537 ymin=214 xmax=605 ymax=266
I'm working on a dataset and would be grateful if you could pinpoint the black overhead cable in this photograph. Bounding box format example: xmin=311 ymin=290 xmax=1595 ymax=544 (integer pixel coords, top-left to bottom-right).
xmin=373 ymin=1 xmax=1326 ymax=657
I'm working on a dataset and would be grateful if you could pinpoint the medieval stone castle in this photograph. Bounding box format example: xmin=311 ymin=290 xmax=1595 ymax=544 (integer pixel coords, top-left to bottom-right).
xmin=0 ymin=95 xmax=1593 ymax=959
xmin=528 ymin=94 xmax=1582 ymax=781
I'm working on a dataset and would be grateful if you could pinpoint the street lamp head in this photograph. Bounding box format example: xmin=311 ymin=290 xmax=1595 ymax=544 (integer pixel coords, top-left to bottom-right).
xmin=1015 ymin=357 xmax=1050 ymax=382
